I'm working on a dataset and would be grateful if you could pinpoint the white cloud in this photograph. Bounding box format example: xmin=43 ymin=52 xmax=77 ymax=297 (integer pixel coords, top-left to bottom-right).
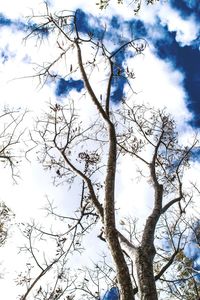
xmin=0 ymin=0 xmax=45 ymax=18
xmin=158 ymin=3 xmax=199 ymax=46
xmin=125 ymin=46 xmax=192 ymax=126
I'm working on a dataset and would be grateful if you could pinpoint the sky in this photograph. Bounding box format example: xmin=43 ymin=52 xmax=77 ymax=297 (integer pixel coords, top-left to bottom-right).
xmin=0 ymin=0 xmax=199 ymax=298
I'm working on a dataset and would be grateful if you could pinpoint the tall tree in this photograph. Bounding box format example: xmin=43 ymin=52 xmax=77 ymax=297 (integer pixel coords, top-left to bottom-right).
xmin=17 ymin=7 xmax=199 ymax=300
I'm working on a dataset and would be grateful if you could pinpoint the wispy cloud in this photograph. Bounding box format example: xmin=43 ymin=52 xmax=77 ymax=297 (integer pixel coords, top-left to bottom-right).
xmin=0 ymin=13 xmax=12 ymax=26
xmin=0 ymin=45 xmax=15 ymax=64
xmin=0 ymin=12 xmax=49 ymax=37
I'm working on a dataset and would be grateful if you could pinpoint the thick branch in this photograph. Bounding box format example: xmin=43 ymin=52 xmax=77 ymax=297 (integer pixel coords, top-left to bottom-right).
xmin=75 ymin=41 xmax=108 ymax=120
xmin=155 ymin=250 xmax=179 ymax=281
xmin=105 ymin=59 xmax=113 ymax=116
xmin=118 ymin=230 xmax=137 ymax=258
xmin=21 ymin=260 xmax=58 ymax=300
xmin=162 ymin=178 xmax=183 ymax=214
xmin=104 ymin=123 xmax=135 ymax=299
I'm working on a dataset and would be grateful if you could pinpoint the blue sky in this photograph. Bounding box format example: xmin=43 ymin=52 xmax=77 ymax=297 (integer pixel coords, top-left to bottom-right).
xmin=42 ymin=2 xmax=200 ymax=122
xmin=0 ymin=0 xmax=199 ymax=298
xmin=0 ymin=1 xmax=199 ymax=124
xmin=45 ymin=2 xmax=200 ymax=126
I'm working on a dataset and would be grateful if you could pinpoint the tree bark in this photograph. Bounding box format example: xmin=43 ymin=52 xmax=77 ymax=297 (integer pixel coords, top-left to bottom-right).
xmin=104 ymin=124 xmax=135 ymax=300
xmin=135 ymin=246 xmax=158 ymax=300
xmin=135 ymin=181 xmax=163 ymax=300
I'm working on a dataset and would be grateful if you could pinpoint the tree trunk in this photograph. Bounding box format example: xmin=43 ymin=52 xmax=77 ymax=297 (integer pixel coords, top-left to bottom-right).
xmin=104 ymin=124 xmax=135 ymax=300
xmin=135 ymin=246 xmax=158 ymax=300
xmin=134 ymin=179 xmax=163 ymax=299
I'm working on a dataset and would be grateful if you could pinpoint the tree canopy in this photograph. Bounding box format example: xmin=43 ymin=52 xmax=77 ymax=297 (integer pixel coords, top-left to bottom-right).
xmin=0 ymin=4 xmax=199 ymax=300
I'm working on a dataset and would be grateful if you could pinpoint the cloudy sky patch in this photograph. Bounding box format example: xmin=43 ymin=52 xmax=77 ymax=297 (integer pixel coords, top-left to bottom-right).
xmin=0 ymin=0 xmax=199 ymax=298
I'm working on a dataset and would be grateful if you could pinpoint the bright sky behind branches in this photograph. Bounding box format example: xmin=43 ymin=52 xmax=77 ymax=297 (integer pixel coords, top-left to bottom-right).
xmin=0 ymin=0 xmax=199 ymax=298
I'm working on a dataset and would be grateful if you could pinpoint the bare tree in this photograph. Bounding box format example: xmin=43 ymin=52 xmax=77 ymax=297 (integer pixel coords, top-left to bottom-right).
xmin=0 ymin=106 xmax=27 ymax=240
xmin=0 ymin=107 xmax=27 ymax=280
xmin=17 ymin=7 xmax=200 ymax=300
xmin=0 ymin=107 xmax=27 ymax=181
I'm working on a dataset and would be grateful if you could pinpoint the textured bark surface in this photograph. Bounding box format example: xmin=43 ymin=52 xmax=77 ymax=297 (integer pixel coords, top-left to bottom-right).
xmin=104 ymin=124 xmax=135 ymax=300
xmin=106 ymin=228 xmax=135 ymax=300
xmin=134 ymin=161 xmax=163 ymax=299
xmin=135 ymin=246 xmax=158 ymax=300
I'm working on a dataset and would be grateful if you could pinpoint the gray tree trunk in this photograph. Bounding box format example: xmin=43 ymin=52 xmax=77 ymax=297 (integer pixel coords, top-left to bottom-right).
xmin=135 ymin=246 xmax=158 ymax=300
